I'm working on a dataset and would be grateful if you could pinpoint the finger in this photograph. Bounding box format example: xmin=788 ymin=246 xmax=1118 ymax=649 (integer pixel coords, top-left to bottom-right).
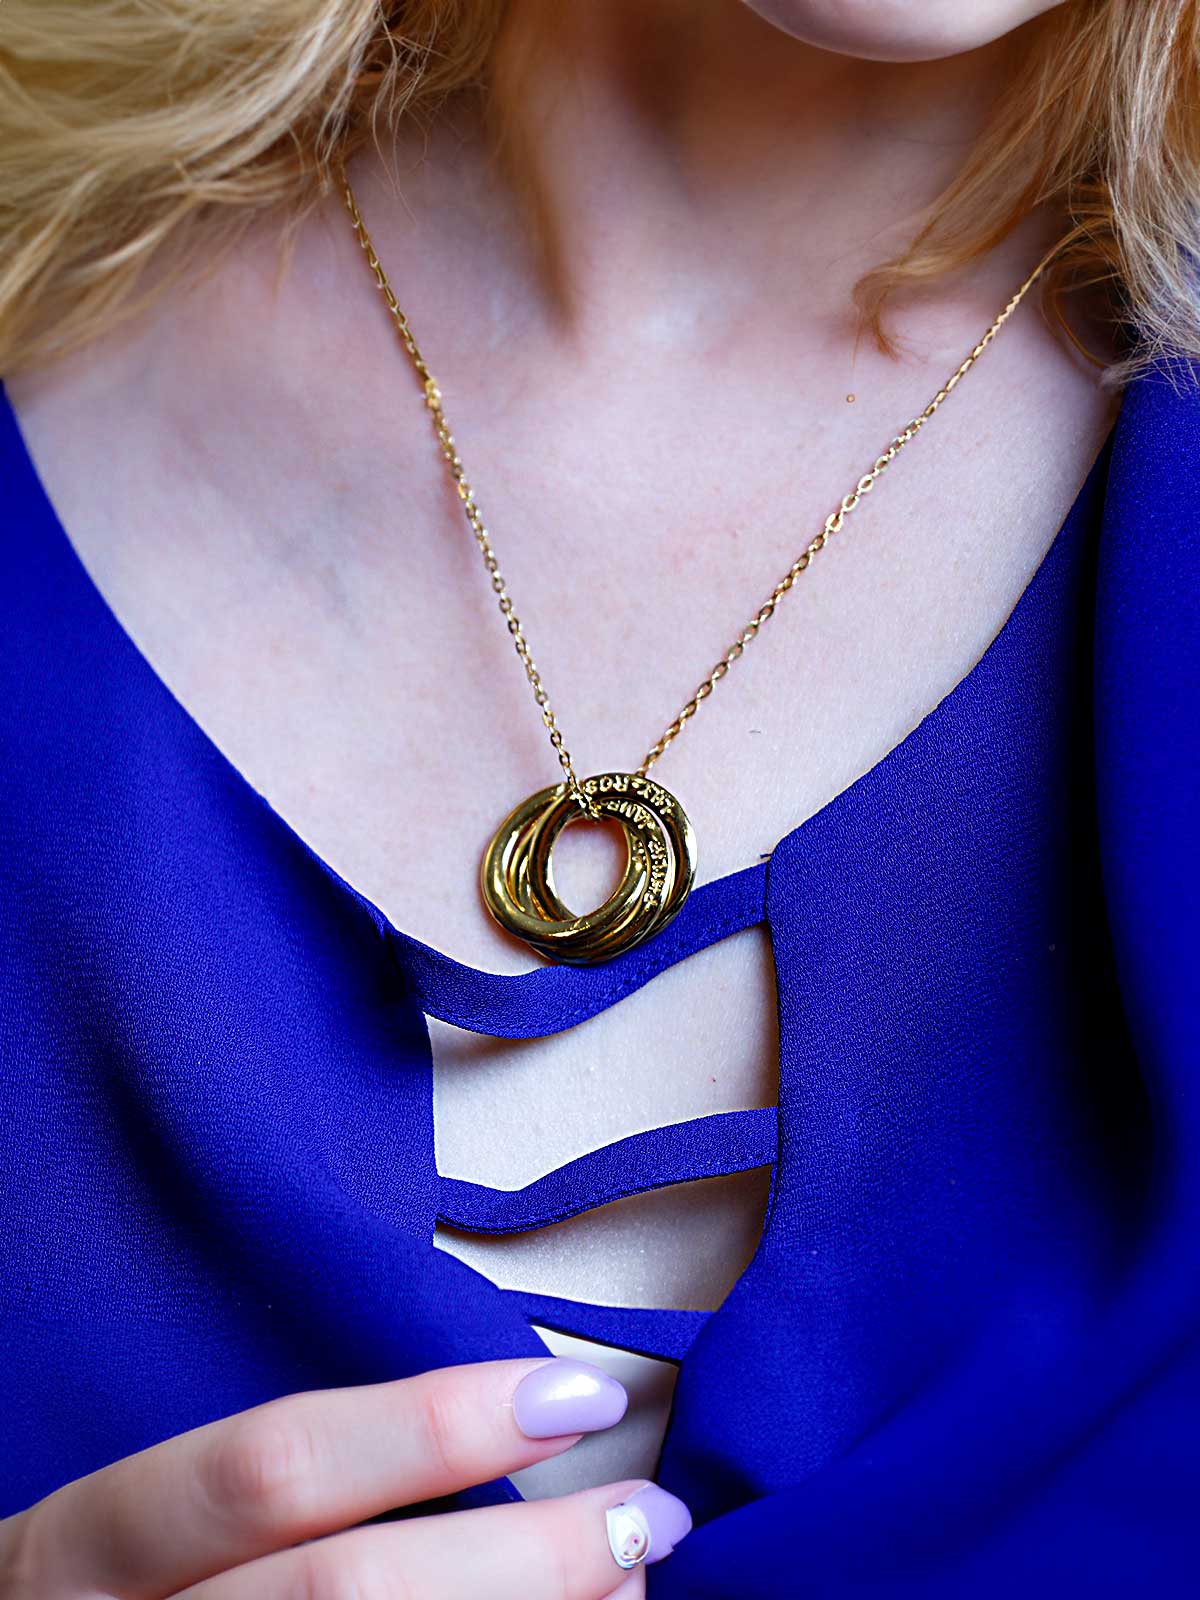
xmin=25 ymin=1356 xmax=627 ymax=1598
xmin=176 ymin=1478 xmax=690 ymax=1600
xmin=602 ymin=1578 xmax=648 ymax=1600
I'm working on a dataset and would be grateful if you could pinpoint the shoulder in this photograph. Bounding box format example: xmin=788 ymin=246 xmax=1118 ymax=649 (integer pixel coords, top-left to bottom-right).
xmin=1106 ymin=358 xmax=1200 ymax=508
xmin=0 ymin=374 xmax=84 ymax=676
xmin=1098 ymin=358 xmax=1200 ymax=722
xmin=1099 ymin=361 xmax=1200 ymax=692
xmin=0 ymin=373 xmax=64 ymax=607
xmin=1100 ymin=360 xmax=1200 ymax=645
xmin=1094 ymin=359 xmax=1200 ymax=1074
xmin=0 ymin=373 xmax=108 ymax=817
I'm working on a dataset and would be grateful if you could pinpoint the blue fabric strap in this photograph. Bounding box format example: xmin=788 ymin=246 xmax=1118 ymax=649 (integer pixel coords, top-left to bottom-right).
xmin=437 ymin=1107 xmax=778 ymax=1233
xmin=387 ymin=860 xmax=768 ymax=1037
xmin=506 ymin=1290 xmax=712 ymax=1364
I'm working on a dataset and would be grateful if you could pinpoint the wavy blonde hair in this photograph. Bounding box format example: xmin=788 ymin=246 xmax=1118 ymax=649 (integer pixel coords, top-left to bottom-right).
xmin=0 ymin=0 xmax=1197 ymax=380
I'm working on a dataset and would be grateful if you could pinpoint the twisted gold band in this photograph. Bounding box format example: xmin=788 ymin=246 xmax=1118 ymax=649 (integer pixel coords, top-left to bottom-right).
xmin=480 ymin=772 xmax=697 ymax=964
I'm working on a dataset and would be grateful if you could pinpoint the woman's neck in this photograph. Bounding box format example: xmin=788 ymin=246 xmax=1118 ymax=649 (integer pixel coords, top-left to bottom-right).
xmin=466 ymin=0 xmax=1035 ymax=342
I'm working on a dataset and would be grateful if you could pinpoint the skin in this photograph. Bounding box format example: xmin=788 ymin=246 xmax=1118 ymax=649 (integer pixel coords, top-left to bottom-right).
xmin=742 ymin=0 xmax=1067 ymax=59
xmin=2 ymin=0 xmax=1115 ymax=1590
xmin=0 ymin=1359 xmax=650 ymax=1599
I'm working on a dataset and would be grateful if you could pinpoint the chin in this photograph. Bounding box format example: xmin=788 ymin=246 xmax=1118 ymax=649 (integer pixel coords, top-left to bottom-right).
xmin=739 ymin=0 xmax=1067 ymax=63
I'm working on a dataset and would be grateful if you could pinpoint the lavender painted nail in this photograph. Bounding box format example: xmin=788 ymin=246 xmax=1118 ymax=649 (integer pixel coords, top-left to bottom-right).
xmin=606 ymin=1482 xmax=693 ymax=1568
xmin=512 ymin=1357 xmax=628 ymax=1439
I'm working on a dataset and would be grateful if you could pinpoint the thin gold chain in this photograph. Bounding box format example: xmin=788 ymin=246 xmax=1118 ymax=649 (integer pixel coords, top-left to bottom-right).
xmin=339 ymin=164 xmax=1044 ymax=816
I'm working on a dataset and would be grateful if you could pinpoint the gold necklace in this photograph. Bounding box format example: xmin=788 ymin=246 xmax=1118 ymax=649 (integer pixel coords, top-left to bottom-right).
xmin=339 ymin=166 xmax=1044 ymax=966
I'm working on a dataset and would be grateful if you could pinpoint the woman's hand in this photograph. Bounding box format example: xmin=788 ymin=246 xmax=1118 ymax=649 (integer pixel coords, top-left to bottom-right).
xmin=0 ymin=1356 xmax=692 ymax=1599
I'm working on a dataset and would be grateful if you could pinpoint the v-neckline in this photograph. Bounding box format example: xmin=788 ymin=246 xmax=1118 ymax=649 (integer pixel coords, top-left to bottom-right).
xmin=0 ymin=374 xmax=1123 ymax=1506
xmin=1 ymin=376 xmax=1118 ymax=1014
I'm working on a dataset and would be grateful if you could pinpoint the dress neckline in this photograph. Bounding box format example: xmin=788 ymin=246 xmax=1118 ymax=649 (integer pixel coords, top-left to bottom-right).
xmin=0 ymin=374 xmax=1126 ymax=1460
xmin=0 ymin=376 xmax=1118 ymax=1014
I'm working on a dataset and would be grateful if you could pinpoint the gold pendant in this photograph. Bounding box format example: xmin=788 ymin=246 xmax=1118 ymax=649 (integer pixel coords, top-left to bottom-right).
xmin=481 ymin=772 xmax=698 ymax=965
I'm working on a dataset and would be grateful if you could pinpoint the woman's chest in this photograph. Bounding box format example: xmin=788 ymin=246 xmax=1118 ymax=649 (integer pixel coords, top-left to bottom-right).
xmin=4 ymin=319 xmax=1114 ymax=1487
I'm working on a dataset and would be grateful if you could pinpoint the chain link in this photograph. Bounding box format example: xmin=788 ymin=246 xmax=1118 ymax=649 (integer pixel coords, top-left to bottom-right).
xmin=340 ymin=163 xmax=1045 ymax=807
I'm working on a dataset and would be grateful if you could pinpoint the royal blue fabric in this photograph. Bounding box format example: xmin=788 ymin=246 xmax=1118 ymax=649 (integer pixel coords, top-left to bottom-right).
xmin=395 ymin=858 xmax=769 ymax=1036
xmin=1 ymin=363 xmax=1197 ymax=1594
xmin=438 ymin=1108 xmax=778 ymax=1233
xmin=501 ymin=1292 xmax=713 ymax=1365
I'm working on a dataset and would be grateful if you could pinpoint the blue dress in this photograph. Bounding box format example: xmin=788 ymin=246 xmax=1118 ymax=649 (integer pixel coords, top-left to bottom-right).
xmin=1 ymin=364 xmax=1197 ymax=1596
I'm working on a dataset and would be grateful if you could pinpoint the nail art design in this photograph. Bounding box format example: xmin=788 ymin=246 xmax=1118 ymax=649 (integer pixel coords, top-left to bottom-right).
xmin=605 ymin=1483 xmax=694 ymax=1569
xmin=606 ymin=1502 xmax=652 ymax=1569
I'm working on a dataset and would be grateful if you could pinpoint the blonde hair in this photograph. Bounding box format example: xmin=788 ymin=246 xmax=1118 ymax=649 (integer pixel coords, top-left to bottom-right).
xmin=0 ymin=0 xmax=1196 ymax=381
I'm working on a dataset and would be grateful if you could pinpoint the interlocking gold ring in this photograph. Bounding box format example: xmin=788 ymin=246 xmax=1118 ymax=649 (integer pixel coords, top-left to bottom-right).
xmin=481 ymin=772 xmax=698 ymax=965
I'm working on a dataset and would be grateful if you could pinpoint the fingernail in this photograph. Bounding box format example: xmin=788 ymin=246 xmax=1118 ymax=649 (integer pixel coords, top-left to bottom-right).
xmin=606 ymin=1482 xmax=693 ymax=1568
xmin=512 ymin=1358 xmax=628 ymax=1439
